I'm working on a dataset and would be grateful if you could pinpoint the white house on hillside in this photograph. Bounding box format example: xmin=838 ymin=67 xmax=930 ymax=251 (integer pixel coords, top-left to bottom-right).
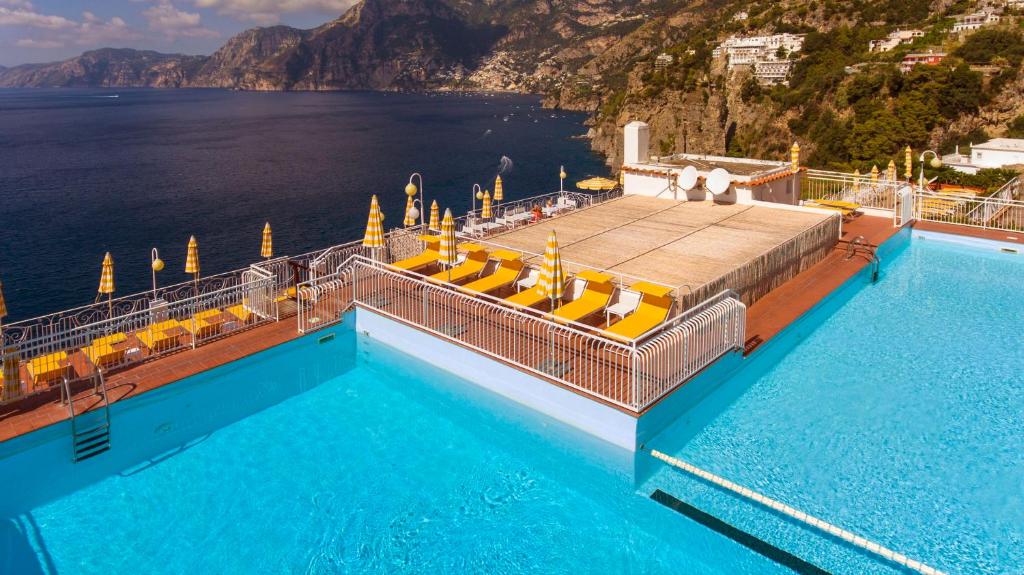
xmin=942 ymin=139 xmax=1024 ymax=174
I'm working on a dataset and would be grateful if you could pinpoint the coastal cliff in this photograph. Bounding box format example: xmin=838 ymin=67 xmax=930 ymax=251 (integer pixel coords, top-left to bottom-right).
xmin=3 ymin=0 xmax=1023 ymax=173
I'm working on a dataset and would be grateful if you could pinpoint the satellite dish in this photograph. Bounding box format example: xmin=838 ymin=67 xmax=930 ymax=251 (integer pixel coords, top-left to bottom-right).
xmin=706 ymin=168 xmax=732 ymax=195
xmin=678 ymin=165 xmax=699 ymax=191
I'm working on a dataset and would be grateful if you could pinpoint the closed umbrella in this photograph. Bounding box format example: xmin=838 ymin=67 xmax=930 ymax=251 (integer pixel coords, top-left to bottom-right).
xmin=438 ymin=208 xmax=457 ymax=281
xmin=261 ymin=222 xmax=273 ymax=259
xmin=363 ymin=195 xmax=385 ymax=260
xmin=905 ymin=146 xmax=913 ymax=180
xmin=403 ymin=196 xmax=416 ymax=227
xmin=97 ymin=252 xmax=115 ymax=316
xmin=0 ymin=279 xmax=7 ymax=336
xmin=428 ymin=200 xmax=440 ymax=232
xmin=481 ymin=190 xmax=492 ymax=219
xmin=536 ymin=230 xmax=565 ymax=309
xmin=185 ymin=236 xmax=200 ymax=296
xmin=494 ymin=175 xmax=504 ymax=202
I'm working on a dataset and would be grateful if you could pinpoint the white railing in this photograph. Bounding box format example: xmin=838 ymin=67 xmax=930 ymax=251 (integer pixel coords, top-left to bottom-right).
xmin=913 ymin=179 xmax=1024 ymax=232
xmin=455 ymin=189 xmax=622 ymax=237
xmin=803 ymin=169 xmax=906 ymax=211
xmin=297 ymin=256 xmax=744 ymax=412
xmin=1 ymin=271 xmax=275 ymax=404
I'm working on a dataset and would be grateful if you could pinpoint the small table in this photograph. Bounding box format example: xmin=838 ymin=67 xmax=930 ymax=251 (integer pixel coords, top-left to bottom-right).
xmin=605 ymin=301 xmax=636 ymax=326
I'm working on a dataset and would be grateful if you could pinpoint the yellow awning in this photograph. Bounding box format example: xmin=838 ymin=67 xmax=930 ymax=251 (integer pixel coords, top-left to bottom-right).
xmin=630 ymin=281 xmax=674 ymax=298
xmin=490 ymin=249 xmax=522 ymax=261
xmin=576 ymin=270 xmax=614 ymax=284
xmin=576 ymin=177 xmax=618 ymax=191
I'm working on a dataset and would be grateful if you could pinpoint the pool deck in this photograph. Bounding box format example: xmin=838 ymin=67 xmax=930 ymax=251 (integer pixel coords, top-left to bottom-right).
xmin=0 ymin=213 xmax=994 ymax=443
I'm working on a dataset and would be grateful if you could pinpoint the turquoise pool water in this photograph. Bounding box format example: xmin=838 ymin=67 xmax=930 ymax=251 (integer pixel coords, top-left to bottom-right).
xmin=0 ymin=325 xmax=782 ymax=573
xmin=643 ymin=232 xmax=1024 ymax=575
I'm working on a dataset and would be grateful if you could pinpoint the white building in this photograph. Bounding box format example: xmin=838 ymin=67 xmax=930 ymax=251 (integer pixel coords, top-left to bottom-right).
xmin=732 ymin=11 xmax=749 ymax=21
xmin=868 ymin=29 xmax=925 ymax=52
xmin=654 ymin=53 xmax=674 ymax=71
xmin=620 ymin=121 xmax=802 ymax=204
xmin=942 ymin=139 xmax=1024 ymax=174
xmin=754 ymin=60 xmax=795 ymax=85
xmin=713 ymin=33 xmax=805 ymax=66
xmin=952 ymin=10 xmax=1001 ymax=33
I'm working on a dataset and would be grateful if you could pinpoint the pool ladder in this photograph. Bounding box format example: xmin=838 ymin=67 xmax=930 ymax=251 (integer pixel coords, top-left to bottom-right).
xmin=845 ymin=235 xmax=880 ymax=283
xmin=61 ymin=370 xmax=112 ymax=463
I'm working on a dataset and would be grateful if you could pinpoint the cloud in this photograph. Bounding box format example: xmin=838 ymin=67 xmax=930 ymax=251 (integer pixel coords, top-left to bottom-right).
xmin=0 ymin=6 xmax=76 ymax=29
xmin=192 ymin=0 xmax=355 ymax=24
xmin=15 ymin=37 xmax=62 ymax=48
xmin=143 ymin=1 xmax=219 ymax=38
xmin=1 ymin=6 xmax=140 ymax=49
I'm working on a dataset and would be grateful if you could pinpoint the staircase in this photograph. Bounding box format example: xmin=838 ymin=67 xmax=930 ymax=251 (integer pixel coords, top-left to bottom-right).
xmin=61 ymin=371 xmax=112 ymax=463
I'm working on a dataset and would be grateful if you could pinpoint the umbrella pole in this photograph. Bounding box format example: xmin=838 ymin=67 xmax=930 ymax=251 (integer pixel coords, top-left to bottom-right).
xmin=108 ymin=292 xmax=113 ymax=318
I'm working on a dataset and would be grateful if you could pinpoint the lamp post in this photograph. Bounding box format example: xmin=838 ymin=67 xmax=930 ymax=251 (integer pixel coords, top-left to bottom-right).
xmin=471 ymin=183 xmax=484 ymax=214
xmin=150 ymin=247 xmax=164 ymax=300
xmin=559 ymin=166 xmax=567 ymax=193
xmin=918 ymin=150 xmax=942 ymax=192
xmin=405 ymin=172 xmax=426 ymax=229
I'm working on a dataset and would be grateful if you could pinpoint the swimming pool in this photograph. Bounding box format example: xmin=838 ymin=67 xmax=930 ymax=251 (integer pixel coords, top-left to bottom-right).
xmin=0 ymin=322 xmax=782 ymax=573
xmin=643 ymin=231 xmax=1024 ymax=574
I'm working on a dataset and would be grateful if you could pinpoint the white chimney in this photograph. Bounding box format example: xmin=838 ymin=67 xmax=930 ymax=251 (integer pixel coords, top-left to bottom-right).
xmin=623 ymin=121 xmax=650 ymax=165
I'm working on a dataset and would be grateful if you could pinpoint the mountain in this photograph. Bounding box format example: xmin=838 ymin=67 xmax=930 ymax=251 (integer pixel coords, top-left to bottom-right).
xmin=0 ymin=48 xmax=205 ymax=88
xmin=1 ymin=0 xmax=1023 ymax=177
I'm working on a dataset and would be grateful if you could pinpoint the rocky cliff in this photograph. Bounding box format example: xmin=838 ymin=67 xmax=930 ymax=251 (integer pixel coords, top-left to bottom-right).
xmin=0 ymin=48 xmax=204 ymax=88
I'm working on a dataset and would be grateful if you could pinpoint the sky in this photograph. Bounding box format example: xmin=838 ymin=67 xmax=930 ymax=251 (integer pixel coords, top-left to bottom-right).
xmin=0 ymin=0 xmax=359 ymax=66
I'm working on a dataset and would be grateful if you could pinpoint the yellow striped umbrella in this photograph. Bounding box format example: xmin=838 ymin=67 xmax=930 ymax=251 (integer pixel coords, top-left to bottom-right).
xmin=494 ymin=175 xmax=504 ymax=202
xmin=97 ymin=252 xmax=115 ymax=315
xmin=853 ymin=169 xmax=861 ymax=195
xmin=185 ymin=235 xmax=200 ymax=294
xmin=261 ymin=222 xmax=273 ymax=259
xmin=887 ymin=159 xmax=896 ymax=181
xmin=905 ymin=145 xmax=913 ymax=180
xmin=481 ymin=190 xmax=492 ymax=219
xmin=438 ymin=208 xmax=458 ymax=269
xmin=0 ymin=279 xmax=6 ymax=321
xmin=428 ymin=200 xmax=440 ymax=232
xmin=870 ymin=165 xmax=879 ymax=185
xmin=790 ymin=142 xmax=800 ymax=173
xmin=403 ymin=196 xmax=416 ymax=227
xmin=536 ymin=230 xmax=565 ymax=306
xmin=362 ymin=195 xmax=385 ymax=249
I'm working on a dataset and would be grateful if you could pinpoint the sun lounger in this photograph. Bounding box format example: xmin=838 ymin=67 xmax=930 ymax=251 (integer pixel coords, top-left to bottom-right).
xmin=804 ymin=201 xmax=855 ymax=217
xmin=429 ymin=244 xmax=489 ymax=285
xmin=183 ymin=308 xmax=223 ymax=339
xmin=392 ymin=235 xmax=443 ymax=271
xmin=604 ymin=282 xmax=675 ymax=342
xmin=27 ymin=351 xmax=70 ymax=385
xmin=226 ymin=304 xmax=254 ymax=324
xmin=812 ymin=199 xmax=861 ymax=211
xmin=460 ymin=250 xmax=524 ymax=295
xmin=80 ymin=332 xmax=128 ymax=369
xmin=515 ymin=268 xmax=540 ymax=292
xmin=550 ymin=270 xmax=615 ymax=324
xmin=137 ymin=319 xmax=183 ymax=352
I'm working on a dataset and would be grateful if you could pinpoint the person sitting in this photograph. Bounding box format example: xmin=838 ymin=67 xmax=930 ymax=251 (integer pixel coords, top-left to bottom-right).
xmin=531 ymin=204 xmax=543 ymax=222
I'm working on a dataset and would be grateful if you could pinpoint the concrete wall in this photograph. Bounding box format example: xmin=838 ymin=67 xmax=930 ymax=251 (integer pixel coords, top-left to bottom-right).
xmin=355 ymin=308 xmax=640 ymax=451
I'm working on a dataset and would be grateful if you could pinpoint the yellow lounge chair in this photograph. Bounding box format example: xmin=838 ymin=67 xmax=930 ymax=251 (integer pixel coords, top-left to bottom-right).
xmin=804 ymin=201 xmax=854 ymax=217
xmin=429 ymin=244 xmax=489 ymax=285
xmin=551 ymin=270 xmax=615 ymax=324
xmin=813 ymin=199 xmax=861 ymax=211
xmin=28 ymin=351 xmax=70 ymax=385
xmin=275 ymin=286 xmax=298 ymax=303
xmin=604 ymin=282 xmax=675 ymax=342
xmin=183 ymin=309 xmax=223 ymax=338
xmin=81 ymin=332 xmax=128 ymax=369
xmin=226 ymin=304 xmax=253 ymax=324
xmin=137 ymin=319 xmax=182 ymax=352
xmin=503 ymin=277 xmax=570 ymax=310
xmin=460 ymin=250 xmax=524 ymax=295
xmin=392 ymin=235 xmax=442 ymax=272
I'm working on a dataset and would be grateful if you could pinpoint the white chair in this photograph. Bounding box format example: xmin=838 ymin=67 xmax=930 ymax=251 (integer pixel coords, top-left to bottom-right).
xmin=515 ymin=268 xmax=540 ymax=292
